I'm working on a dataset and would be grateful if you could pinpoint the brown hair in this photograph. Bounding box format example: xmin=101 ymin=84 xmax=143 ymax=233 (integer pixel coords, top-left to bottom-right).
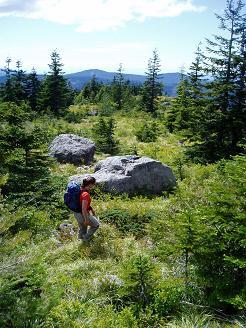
xmin=82 ymin=176 xmax=96 ymax=188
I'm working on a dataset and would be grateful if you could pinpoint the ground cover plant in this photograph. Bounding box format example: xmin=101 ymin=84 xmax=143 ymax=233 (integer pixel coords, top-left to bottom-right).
xmin=0 ymin=2 xmax=245 ymax=325
xmin=1 ymin=106 xmax=245 ymax=327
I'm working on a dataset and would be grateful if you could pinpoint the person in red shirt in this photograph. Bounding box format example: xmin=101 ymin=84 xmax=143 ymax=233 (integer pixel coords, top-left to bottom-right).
xmin=74 ymin=176 xmax=99 ymax=241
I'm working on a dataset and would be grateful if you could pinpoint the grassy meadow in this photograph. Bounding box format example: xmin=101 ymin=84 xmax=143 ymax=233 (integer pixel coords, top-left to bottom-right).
xmin=1 ymin=105 xmax=245 ymax=327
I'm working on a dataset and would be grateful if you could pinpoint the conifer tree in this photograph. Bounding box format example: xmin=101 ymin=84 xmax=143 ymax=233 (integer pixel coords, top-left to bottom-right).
xmin=1 ymin=58 xmax=15 ymax=102
xmin=0 ymin=102 xmax=51 ymax=197
xmin=188 ymin=43 xmax=205 ymax=104
xmin=142 ymin=49 xmax=163 ymax=115
xmin=39 ymin=50 xmax=73 ymax=115
xmin=128 ymin=83 xmax=142 ymax=96
xmin=172 ymin=68 xmax=192 ymax=131
xmin=25 ymin=68 xmax=41 ymax=111
xmin=166 ymin=44 xmax=206 ymax=133
xmin=111 ymin=63 xmax=126 ymax=110
xmin=13 ymin=60 xmax=26 ymax=103
xmin=230 ymin=10 xmax=246 ymax=153
xmin=165 ymin=67 xmax=193 ymax=132
xmin=92 ymin=117 xmax=118 ymax=154
xmin=81 ymin=74 xmax=102 ymax=103
xmin=119 ymin=255 xmax=160 ymax=313
xmin=187 ymin=0 xmax=246 ymax=162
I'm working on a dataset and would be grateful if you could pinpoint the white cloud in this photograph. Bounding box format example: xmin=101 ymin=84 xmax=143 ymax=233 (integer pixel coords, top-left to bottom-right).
xmin=0 ymin=0 xmax=206 ymax=32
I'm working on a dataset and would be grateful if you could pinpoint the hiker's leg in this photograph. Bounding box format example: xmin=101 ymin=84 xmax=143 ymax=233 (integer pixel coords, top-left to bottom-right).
xmin=74 ymin=212 xmax=87 ymax=239
xmin=84 ymin=215 xmax=100 ymax=240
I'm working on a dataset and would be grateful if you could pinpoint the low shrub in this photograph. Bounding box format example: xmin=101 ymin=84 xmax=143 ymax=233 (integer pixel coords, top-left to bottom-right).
xmin=99 ymin=208 xmax=154 ymax=238
xmin=135 ymin=121 xmax=158 ymax=143
xmin=153 ymin=279 xmax=185 ymax=316
xmin=65 ymin=104 xmax=98 ymax=123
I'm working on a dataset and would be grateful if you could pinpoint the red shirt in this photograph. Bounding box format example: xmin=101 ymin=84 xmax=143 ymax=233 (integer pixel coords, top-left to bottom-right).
xmin=80 ymin=190 xmax=91 ymax=213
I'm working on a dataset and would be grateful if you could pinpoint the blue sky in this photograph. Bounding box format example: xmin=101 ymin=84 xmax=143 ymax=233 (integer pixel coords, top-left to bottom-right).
xmin=0 ymin=0 xmax=227 ymax=74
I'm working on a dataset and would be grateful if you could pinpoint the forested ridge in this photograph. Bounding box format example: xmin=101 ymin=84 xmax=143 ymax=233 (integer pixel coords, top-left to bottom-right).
xmin=0 ymin=1 xmax=245 ymax=327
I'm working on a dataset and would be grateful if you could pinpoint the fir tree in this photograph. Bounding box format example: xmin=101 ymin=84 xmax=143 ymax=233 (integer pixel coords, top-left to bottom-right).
xmin=187 ymin=0 xmax=246 ymax=162
xmin=182 ymin=45 xmax=208 ymax=139
xmin=0 ymin=102 xmax=51 ymax=198
xmin=81 ymin=74 xmax=102 ymax=103
xmin=230 ymin=7 xmax=246 ymax=154
xmin=167 ymin=45 xmax=206 ymax=133
xmin=188 ymin=43 xmax=206 ymax=104
xmin=142 ymin=49 xmax=163 ymax=116
xmin=13 ymin=60 xmax=26 ymax=103
xmin=92 ymin=117 xmax=118 ymax=154
xmin=135 ymin=121 xmax=158 ymax=142
xmin=39 ymin=50 xmax=73 ymax=115
xmin=129 ymin=83 xmax=142 ymax=96
xmin=111 ymin=63 xmax=126 ymax=110
xmin=25 ymin=68 xmax=41 ymax=111
xmin=1 ymin=57 xmax=15 ymax=102
xmin=172 ymin=68 xmax=192 ymax=131
xmin=120 ymin=255 xmax=158 ymax=311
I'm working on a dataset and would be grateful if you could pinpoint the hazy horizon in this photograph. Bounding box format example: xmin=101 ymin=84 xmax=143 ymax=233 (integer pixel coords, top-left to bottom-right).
xmin=0 ymin=66 xmax=183 ymax=77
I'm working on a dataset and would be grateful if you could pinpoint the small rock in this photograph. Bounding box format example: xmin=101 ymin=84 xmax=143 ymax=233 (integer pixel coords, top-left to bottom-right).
xmin=58 ymin=223 xmax=75 ymax=240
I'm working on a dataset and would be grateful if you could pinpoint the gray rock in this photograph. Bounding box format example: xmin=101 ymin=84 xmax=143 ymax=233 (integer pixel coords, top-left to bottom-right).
xmin=70 ymin=155 xmax=176 ymax=195
xmin=59 ymin=223 xmax=74 ymax=233
xmin=57 ymin=223 xmax=75 ymax=241
xmin=89 ymin=110 xmax=98 ymax=116
xmin=49 ymin=134 xmax=95 ymax=165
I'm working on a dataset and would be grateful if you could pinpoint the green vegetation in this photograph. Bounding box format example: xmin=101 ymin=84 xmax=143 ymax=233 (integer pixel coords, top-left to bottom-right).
xmin=135 ymin=120 xmax=158 ymax=142
xmin=141 ymin=49 xmax=163 ymax=115
xmin=92 ymin=117 xmax=118 ymax=154
xmin=1 ymin=106 xmax=245 ymax=326
xmin=169 ymin=0 xmax=245 ymax=163
xmin=0 ymin=1 xmax=245 ymax=326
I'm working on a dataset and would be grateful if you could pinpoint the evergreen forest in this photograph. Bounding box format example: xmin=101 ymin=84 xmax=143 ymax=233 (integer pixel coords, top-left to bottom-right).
xmin=0 ymin=1 xmax=245 ymax=327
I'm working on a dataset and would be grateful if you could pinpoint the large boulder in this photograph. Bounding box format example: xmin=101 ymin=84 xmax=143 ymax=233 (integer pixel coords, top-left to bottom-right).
xmin=70 ymin=155 xmax=176 ymax=194
xmin=49 ymin=134 xmax=95 ymax=165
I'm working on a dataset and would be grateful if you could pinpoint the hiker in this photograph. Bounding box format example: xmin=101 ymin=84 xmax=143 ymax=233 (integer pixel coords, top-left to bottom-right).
xmin=74 ymin=176 xmax=100 ymax=241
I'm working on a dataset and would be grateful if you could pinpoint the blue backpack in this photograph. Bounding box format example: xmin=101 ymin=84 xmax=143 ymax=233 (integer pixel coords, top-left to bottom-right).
xmin=64 ymin=181 xmax=81 ymax=212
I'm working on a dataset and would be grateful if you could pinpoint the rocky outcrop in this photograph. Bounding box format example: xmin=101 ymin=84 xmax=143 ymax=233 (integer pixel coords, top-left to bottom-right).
xmin=71 ymin=155 xmax=176 ymax=195
xmin=49 ymin=134 xmax=95 ymax=165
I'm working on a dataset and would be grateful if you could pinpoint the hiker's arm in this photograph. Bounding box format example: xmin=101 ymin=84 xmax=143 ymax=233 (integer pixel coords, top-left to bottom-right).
xmin=81 ymin=200 xmax=89 ymax=220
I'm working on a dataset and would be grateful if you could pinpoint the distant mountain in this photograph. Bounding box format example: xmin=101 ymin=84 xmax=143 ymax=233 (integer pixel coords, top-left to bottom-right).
xmin=0 ymin=69 xmax=5 ymax=77
xmin=65 ymin=69 xmax=181 ymax=96
xmin=0 ymin=69 xmax=182 ymax=96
